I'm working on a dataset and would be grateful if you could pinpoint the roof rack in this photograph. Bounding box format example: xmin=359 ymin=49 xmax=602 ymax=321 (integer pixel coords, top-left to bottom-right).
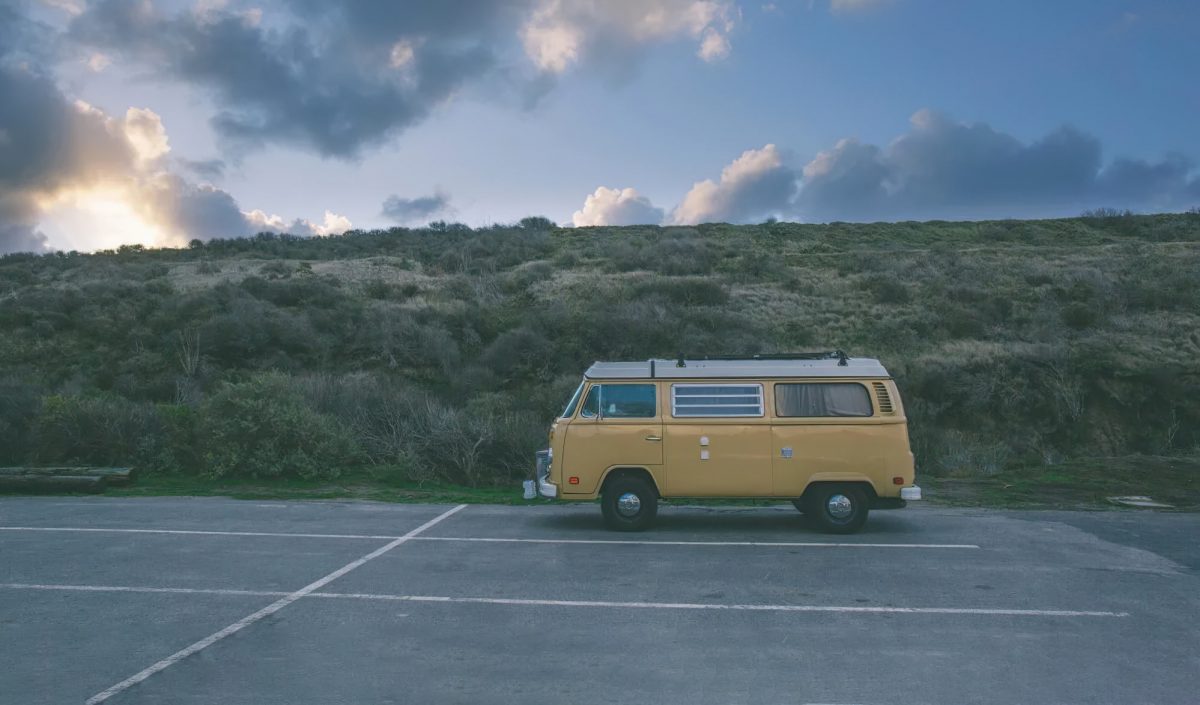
xmin=676 ymin=351 xmax=849 ymax=367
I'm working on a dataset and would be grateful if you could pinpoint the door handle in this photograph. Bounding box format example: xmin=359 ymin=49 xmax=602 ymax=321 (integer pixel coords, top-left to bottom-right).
xmin=644 ymin=435 xmax=662 ymax=442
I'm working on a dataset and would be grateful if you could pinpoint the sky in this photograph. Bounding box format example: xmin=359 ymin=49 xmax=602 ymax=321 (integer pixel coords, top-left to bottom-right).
xmin=1 ymin=0 xmax=1198 ymax=254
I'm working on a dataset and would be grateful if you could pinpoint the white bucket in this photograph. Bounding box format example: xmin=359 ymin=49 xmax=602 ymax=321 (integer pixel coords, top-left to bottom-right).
xmin=522 ymin=480 xmax=537 ymax=500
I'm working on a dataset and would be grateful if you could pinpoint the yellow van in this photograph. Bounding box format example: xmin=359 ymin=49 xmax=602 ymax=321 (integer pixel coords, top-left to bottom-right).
xmin=533 ymin=353 xmax=921 ymax=533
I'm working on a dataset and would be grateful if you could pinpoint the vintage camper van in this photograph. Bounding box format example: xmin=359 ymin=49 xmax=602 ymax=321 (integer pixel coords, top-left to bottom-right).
xmin=534 ymin=353 xmax=920 ymax=533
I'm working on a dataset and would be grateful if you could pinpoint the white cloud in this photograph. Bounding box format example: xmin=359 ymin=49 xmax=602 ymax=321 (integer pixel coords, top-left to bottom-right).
xmin=122 ymin=107 xmax=170 ymax=165
xmin=521 ymin=1 xmax=585 ymax=73
xmin=244 ymin=208 xmax=352 ymax=236
xmin=572 ymin=186 xmax=665 ymax=226
xmin=86 ymin=52 xmax=111 ymax=72
xmin=521 ymin=0 xmax=738 ymax=73
xmin=698 ymin=27 xmax=731 ymax=61
xmin=310 ymin=210 xmax=352 ymax=235
xmin=670 ymin=144 xmax=798 ymax=224
xmin=389 ymin=40 xmax=416 ymax=69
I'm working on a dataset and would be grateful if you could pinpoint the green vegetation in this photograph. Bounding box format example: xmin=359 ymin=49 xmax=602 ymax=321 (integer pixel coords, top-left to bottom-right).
xmin=2 ymin=213 xmax=1198 ymax=505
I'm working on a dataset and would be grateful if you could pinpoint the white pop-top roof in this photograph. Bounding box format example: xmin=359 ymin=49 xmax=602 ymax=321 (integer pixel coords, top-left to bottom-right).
xmin=584 ymin=357 xmax=890 ymax=380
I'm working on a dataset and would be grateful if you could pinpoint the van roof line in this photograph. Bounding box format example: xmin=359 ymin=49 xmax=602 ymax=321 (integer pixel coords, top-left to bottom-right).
xmin=585 ymin=356 xmax=890 ymax=380
xmin=676 ymin=351 xmax=849 ymax=367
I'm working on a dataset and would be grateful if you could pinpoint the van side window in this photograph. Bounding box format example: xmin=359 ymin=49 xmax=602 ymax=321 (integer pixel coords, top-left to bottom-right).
xmin=581 ymin=384 xmax=657 ymax=419
xmin=775 ymin=383 xmax=873 ymax=417
xmin=672 ymin=384 xmax=764 ymax=417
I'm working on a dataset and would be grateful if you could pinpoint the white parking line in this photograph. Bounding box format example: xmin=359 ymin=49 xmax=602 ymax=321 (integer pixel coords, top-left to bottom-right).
xmin=0 ymin=526 xmax=396 ymax=539
xmin=0 ymin=583 xmax=289 ymax=598
xmin=306 ymin=593 xmax=1128 ymax=617
xmin=84 ymin=504 xmax=468 ymax=705
xmin=418 ymin=536 xmax=980 ymax=549
xmin=0 ymin=581 xmax=1127 ymax=618
xmin=0 ymin=526 xmax=978 ymax=549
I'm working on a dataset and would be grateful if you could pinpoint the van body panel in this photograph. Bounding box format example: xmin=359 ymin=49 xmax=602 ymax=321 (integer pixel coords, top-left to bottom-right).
xmin=771 ymin=424 xmax=890 ymax=497
xmin=563 ymin=418 xmax=663 ymax=495
xmin=559 ymin=381 xmax=663 ymax=496
xmin=663 ymin=422 xmax=773 ymax=496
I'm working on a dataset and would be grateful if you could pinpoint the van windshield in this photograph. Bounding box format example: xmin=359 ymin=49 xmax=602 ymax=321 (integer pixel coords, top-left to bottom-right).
xmin=560 ymin=381 xmax=585 ymax=418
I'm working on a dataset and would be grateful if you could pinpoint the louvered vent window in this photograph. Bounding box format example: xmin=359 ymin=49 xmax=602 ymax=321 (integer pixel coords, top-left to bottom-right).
xmin=872 ymin=382 xmax=894 ymax=413
xmin=671 ymin=384 xmax=764 ymax=417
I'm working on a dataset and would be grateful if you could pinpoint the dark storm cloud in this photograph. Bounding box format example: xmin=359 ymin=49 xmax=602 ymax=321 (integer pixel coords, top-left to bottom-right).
xmin=0 ymin=30 xmax=293 ymax=252
xmin=0 ymin=60 xmax=133 ymax=254
xmin=69 ymin=0 xmax=514 ymax=159
xmin=160 ymin=176 xmax=255 ymax=241
xmin=381 ymin=190 xmax=453 ymax=224
xmin=796 ymin=110 xmax=1200 ymax=221
xmin=176 ymin=157 xmax=227 ymax=181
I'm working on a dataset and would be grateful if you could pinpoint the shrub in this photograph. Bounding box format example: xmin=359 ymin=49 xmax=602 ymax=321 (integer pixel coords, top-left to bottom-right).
xmin=1061 ymin=302 xmax=1098 ymax=330
xmin=198 ymin=373 xmax=360 ymax=479
xmin=31 ymin=394 xmax=162 ymax=467
xmin=0 ymin=379 xmax=44 ymax=464
xmin=632 ymin=277 xmax=728 ymax=306
xmin=863 ymin=274 xmax=911 ymax=304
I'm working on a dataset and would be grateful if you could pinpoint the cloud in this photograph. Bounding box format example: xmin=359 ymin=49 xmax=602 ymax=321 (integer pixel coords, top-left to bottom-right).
xmin=670 ymin=144 xmax=799 ymax=224
xmin=572 ymin=187 xmax=664 ymax=226
xmin=796 ymin=110 xmax=1200 ymax=221
xmin=0 ymin=52 xmax=348 ymax=254
xmin=0 ymin=60 xmax=139 ymax=253
xmin=176 ymin=157 xmax=227 ymax=181
xmin=69 ymin=0 xmax=498 ymax=158
xmin=522 ymin=0 xmax=738 ymax=72
xmin=243 ymin=209 xmax=353 ymax=237
xmin=63 ymin=0 xmax=736 ymax=161
xmin=381 ymin=190 xmax=453 ymax=224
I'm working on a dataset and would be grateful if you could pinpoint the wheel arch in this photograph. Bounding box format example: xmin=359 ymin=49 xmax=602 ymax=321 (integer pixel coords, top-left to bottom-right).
xmin=799 ymin=479 xmax=878 ymax=503
xmin=600 ymin=466 xmax=662 ymax=498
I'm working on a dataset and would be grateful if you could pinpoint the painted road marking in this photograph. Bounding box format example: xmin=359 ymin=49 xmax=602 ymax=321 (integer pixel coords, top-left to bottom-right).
xmin=0 ymin=526 xmax=978 ymax=549
xmin=83 ymin=504 xmax=468 ymax=705
xmin=417 ymin=536 xmax=980 ymax=549
xmin=0 ymin=526 xmax=400 ymax=539
xmin=0 ymin=583 xmax=290 ymax=598
xmin=1 ymin=582 xmax=1128 ymax=618
xmin=305 ymin=593 xmax=1129 ymax=618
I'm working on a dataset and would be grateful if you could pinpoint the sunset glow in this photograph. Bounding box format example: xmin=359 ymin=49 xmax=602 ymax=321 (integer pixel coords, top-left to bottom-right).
xmin=39 ymin=188 xmax=176 ymax=252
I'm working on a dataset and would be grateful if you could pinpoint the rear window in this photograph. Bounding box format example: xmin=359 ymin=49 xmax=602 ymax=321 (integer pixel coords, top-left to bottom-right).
xmin=580 ymin=384 xmax=657 ymax=418
xmin=671 ymin=384 xmax=764 ymax=417
xmin=774 ymin=383 xmax=873 ymax=417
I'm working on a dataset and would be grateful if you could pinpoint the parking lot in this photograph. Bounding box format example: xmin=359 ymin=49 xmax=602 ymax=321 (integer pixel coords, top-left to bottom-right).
xmin=1 ymin=497 xmax=1197 ymax=705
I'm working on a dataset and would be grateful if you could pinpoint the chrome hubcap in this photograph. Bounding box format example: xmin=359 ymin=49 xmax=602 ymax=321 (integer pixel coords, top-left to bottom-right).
xmin=616 ymin=492 xmax=642 ymax=517
xmin=827 ymin=494 xmax=854 ymax=519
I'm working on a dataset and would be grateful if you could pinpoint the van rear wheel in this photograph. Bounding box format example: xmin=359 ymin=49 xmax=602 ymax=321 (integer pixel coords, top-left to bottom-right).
xmin=806 ymin=484 xmax=868 ymax=534
xmin=790 ymin=499 xmax=805 ymax=514
xmin=601 ymin=476 xmax=658 ymax=532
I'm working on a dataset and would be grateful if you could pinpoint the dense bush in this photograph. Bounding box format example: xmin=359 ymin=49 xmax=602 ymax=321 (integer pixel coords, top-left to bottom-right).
xmin=197 ymin=373 xmax=360 ymax=479
xmin=1 ymin=212 xmax=1198 ymax=483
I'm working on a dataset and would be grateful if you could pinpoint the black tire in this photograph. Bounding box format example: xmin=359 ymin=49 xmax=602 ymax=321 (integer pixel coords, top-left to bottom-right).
xmin=790 ymin=499 xmax=805 ymax=514
xmin=805 ymin=484 xmax=869 ymax=534
xmin=601 ymin=475 xmax=658 ymax=532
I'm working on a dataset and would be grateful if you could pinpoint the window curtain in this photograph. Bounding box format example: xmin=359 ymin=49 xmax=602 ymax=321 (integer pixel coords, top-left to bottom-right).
xmin=776 ymin=383 xmax=872 ymax=417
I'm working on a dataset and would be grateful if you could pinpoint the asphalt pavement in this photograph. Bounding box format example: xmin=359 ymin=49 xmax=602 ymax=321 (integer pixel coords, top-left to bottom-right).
xmin=1 ymin=497 xmax=1197 ymax=705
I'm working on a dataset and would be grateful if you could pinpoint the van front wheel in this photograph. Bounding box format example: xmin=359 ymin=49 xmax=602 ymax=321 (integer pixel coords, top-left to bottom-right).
xmin=806 ymin=484 xmax=868 ymax=534
xmin=601 ymin=476 xmax=658 ymax=532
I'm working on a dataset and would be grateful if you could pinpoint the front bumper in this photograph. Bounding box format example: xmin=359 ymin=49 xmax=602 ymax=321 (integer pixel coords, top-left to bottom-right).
xmin=535 ymin=449 xmax=557 ymax=499
xmin=900 ymin=485 xmax=923 ymax=501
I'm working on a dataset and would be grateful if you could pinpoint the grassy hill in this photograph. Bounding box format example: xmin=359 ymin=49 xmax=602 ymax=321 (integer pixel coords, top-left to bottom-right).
xmin=2 ymin=213 xmax=1199 ymax=505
